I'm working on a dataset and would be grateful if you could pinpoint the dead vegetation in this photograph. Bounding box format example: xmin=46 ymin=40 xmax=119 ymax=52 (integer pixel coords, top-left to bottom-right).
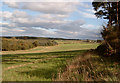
xmin=56 ymin=50 xmax=120 ymax=81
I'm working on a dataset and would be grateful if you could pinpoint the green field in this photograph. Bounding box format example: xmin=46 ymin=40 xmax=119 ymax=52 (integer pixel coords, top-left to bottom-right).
xmin=2 ymin=42 xmax=99 ymax=55
xmin=2 ymin=41 xmax=99 ymax=81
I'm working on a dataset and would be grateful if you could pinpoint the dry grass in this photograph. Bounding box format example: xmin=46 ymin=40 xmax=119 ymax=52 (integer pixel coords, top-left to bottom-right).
xmin=56 ymin=51 xmax=120 ymax=81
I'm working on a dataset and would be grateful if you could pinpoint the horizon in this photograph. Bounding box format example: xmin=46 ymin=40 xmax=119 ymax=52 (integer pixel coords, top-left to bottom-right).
xmin=1 ymin=35 xmax=103 ymax=40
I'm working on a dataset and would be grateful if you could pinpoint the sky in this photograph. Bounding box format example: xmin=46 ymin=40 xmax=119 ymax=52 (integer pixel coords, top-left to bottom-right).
xmin=0 ymin=1 xmax=107 ymax=40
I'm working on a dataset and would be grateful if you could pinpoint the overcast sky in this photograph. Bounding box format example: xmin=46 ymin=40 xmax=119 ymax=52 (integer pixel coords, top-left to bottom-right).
xmin=0 ymin=1 xmax=107 ymax=39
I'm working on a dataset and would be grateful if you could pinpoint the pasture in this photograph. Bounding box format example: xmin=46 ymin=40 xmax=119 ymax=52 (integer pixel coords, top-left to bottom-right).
xmin=2 ymin=40 xmax=99 ymax=81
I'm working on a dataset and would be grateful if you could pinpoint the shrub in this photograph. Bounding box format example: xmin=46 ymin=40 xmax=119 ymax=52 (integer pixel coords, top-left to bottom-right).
xmin=2 ymin=38 xmax=58 ymax=51
xmin=32 ymin=41 xmax=39 ymax=47
xmin=95 ymin=43 xmax=108 ymax=56
xmin=96 ymin=25 xmax=120 ymax=56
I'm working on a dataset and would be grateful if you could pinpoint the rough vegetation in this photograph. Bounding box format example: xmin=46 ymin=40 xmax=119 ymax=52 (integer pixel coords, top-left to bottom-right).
xmin=96 ymin=25 xmax=120 ymax=56
xmin=2 ymin=37 xmax=58 ymax=51
xmin=57 ymin=51 xmax=120 ymax=81
xmin=92 ymin=1 xmax=120 ymax=56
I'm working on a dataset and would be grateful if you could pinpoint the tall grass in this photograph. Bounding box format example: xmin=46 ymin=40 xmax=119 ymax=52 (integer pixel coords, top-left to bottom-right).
xmin=57 ymin=50 xmax=120 ymax=81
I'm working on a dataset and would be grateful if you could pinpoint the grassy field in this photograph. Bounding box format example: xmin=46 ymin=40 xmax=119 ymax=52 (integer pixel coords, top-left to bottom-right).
xmin=2 ymin=40 xmax=99 ymax=81
xmin=2 ymin=41 xmax=99 ymax=55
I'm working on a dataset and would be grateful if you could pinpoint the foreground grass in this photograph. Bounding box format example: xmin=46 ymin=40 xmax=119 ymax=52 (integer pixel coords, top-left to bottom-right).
xmin=57 ymin=51 xmax=120 ymax=81
xmin=2 ymin=50 xmax=87 ymax=81
xmin=2 ymin=42 xmax=99 ymax=81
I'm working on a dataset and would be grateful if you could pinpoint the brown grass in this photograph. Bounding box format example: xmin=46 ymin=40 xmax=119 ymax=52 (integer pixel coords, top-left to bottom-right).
xmin=56 ymin=50 xmax=120 ymax=81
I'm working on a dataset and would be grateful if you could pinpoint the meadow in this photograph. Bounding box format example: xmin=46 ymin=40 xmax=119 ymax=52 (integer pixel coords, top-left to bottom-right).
xmin=2 ymin=40 xmax=99 ymax=81
xmin=2 ymin=40 xmax=120 ymax=81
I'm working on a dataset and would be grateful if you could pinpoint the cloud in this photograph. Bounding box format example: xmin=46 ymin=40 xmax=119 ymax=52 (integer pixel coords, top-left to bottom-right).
xmin=57 ymin=20 xmax=85 ymax=31
xmin=2 ymin=10 xmax=101 ymax=39
xmin=2 ymin=11 xmax=13 ymax=19
xmin=23 ymin=2 xmax=79 ymax=15
xmin=85 ymin=9 xmax=95 ymax=13
xmin=78 ymin=10 xmax=96 ymax=18
xmin=4 ymin=2 xmax=79 ymax=15
xmin=79 ymin=2 xmax=91 ymax=8
xmin=3 ymin=1 xmax=19 ymax=8
xmin=53 ymin=27 xmax=101 ymax=39
xmin=2 ymin=26 xmax=56 ymax=37
xmin=13 ymin=10 xmax=28 ymax=17
xmin=2 ymin=2 xmax=102 ymax=39
xmin=81 ymin=24 xmax=101 ymax=29
xmin=3 ymin=2 xmax=92 ymax=15
xmin=2 ymin=10 xmax=71 ymax=29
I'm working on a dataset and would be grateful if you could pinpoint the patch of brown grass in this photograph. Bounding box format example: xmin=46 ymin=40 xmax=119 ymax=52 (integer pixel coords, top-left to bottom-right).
xmin=56 ymin=51 xmax=120 ymax=81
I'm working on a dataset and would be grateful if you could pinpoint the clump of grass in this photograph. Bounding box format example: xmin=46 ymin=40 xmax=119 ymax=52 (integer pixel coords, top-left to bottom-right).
xmin=56 ymin=50 xmax=120 ymax=81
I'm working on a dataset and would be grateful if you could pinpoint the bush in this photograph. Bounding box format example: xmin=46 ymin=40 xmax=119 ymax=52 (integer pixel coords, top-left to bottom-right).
xmin=32 ymin=41 xmax=39 ymax=47
xmin=96 ymin=25 xmax=120 ymax=56
xmin=2 ymin=38 xmax=58 ymax=51
xmin=95 ymin=43 xmax=108 ymax=56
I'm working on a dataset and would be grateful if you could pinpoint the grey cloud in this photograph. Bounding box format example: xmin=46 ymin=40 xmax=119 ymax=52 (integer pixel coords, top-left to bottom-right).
xmin=2 ymin=27 xmax=55 ymax=37
xmin=2 ymin=10 xmax=101 ymax=39
xmin=2 ymin=2 xmax=102 ymax=39
xmin=4 ymin=2 xmax=79 ymax=15
xmin=54 ymin=28 xmax=101 ymax=39
xmin=57 ymin=20 xmax=85 ymax=31
xmin=3 ymin=2 xmax=19 ymax=8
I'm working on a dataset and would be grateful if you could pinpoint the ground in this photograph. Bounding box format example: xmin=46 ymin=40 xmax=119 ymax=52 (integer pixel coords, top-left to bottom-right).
xmin=2 ymin=40 xmax=99 ymax=81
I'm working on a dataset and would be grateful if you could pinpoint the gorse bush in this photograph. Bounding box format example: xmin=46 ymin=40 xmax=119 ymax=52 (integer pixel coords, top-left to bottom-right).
xmin=2 ymin=39 xmax=34 ymax=51
xmin=2 ymin=38 xmax=58 ymax=51
xmin=96 ymin=25 xmax=120 ymax=56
